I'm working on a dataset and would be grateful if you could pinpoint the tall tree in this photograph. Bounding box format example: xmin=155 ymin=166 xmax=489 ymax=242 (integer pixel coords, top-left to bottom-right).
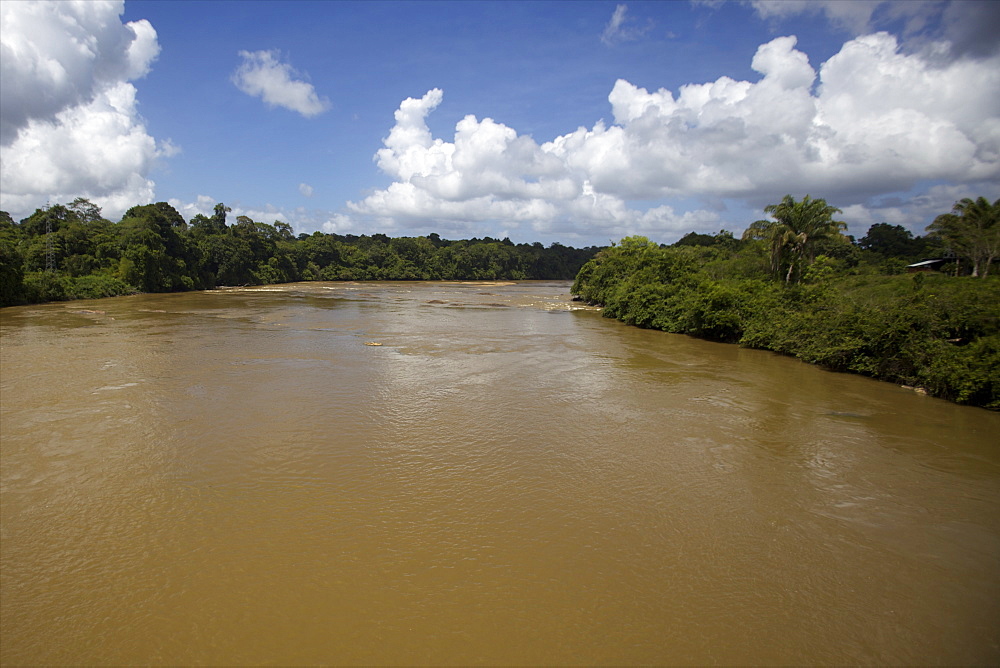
xmin=210 ymin=203 xmax=231 ymax=234
xmin=859 ymin=223 xmax=916 ymax=257
xmin=927 ymin=196 xmax=1000 ymax=278
xmin=67 ymin=197 xmax=103 ymax=224
xmin=0 ymin=211 xmax=25 ymax=305
xmin=117 ymin=203 xmax=195 ymax=291
xmin=743 ymin=195 xmax=846 ymax=283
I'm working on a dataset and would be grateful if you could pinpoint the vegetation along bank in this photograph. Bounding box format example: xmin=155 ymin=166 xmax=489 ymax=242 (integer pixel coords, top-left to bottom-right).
xmin=571 ymin=196 xmax=999 ymax=410
xmin=0 ymin=199 xmax=599 ymax=307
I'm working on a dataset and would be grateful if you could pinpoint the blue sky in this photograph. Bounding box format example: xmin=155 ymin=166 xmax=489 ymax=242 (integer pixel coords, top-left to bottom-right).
xmin=2 ymin=1 xmax=998 ymax=246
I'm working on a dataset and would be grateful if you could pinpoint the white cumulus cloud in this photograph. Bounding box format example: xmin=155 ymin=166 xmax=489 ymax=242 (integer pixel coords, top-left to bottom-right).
xmin=0 ymin=0 xmax=164 ymax=220
xmin=348 ymin=89 xmax=716 ymax=241
xmin=232 ymin=50 xmax=330 ymax=117
xmin=567 ymin=32 xmax=998 ymax=200
xmin=350 ymin=30 xmax=999 ymax=241
xmin=0 ymin=0 xmax=159 ymax=145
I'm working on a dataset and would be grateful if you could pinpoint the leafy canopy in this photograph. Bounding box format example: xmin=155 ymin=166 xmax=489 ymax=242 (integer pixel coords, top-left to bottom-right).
xmin=742 ymin=194 xmax=846 ymax=283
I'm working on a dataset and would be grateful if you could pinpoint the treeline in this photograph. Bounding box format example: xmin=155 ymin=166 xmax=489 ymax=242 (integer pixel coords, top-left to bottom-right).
xmin=0 ymin=199 xmax=600 ymax=307
xmin=572 ymin=196 xmax=999 ymax=409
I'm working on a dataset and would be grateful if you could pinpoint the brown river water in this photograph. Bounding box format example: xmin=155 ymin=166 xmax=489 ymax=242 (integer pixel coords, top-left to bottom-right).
xmin=1 ymin=281 xmax=998 ymax=665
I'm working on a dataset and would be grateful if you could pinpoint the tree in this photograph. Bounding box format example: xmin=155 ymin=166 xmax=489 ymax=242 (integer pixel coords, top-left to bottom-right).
xmin=673 ymin=231 xmax=716 ymax=247
xmin=19 ymin=203 xmax=73 ymax=237
xmin=927 ymin=197 xmax=999 ymax=278
xmin=859 ymin=223 xmax=916 ymax=257
xmin=67 ymin=197 xmax=103 ymax=224
xmin=273 ymin=221 xmax=294 ymax=241
xmin=187 ymin=203 xmax=230 ymax=236
xmin=0 ymin=211 xmax=25 ymax=305
xmin=117 ymin=203 xmax=195 ymax=291
xmin=743 ymin=195 xmax=846 ymax=283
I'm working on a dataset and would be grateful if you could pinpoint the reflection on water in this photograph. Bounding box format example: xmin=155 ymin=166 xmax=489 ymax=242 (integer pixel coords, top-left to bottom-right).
xmin=2 ymin=281 xmax=999 ymax=665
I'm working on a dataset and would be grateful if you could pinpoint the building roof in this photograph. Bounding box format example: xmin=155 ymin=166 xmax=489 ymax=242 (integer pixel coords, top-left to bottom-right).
xmin=906 ymin=259 xmax=948 ymax=268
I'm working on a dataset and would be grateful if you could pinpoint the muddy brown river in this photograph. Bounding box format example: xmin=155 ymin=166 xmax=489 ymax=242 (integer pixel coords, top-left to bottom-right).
xmin=1 ymin=281 xmax=998 ymax=665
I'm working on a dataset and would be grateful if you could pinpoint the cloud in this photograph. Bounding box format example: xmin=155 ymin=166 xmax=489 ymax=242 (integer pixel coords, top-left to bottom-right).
xmin=749 ymin=0 xmax=882 ymax=34
xmin=0 ymin=0 xmax=165 ymax=220
xmin=299 ymin=183 xmax=314 ymax=197
xmin=167 ymin=195 xmax=220 ymax=221
xmin=840 ymin=182 xmax=993 ymax=233
xmin=349 ymin=32 xmax=999 ymax=242
xmin=352 ymin=90 xmax=564 ymax=225
xmin=0 ymin=82 xmax=165 ymax=218
xmin=0 ymin=0 xmax=159 ymax=146
xmin=167 ymin=196 xmax=379 ymax=240
xmin=347 ymin=89 xmax=718 ymax=241
xmin=748 ymin=1 xmax=1000 ymax=59
xmin=167 ymin=195 xmax=300 ymax=230
xmin=576 ymin=33 xmax=998 ymax=201
xmin=601 ymin=4 xmax=652 ymax=45
xmin=939 ymin=0 xmax=1000 ymax=58
xmin=322 ymin=213 xmax=354 ymax=235
xmin=232 ymin=50 xmax=330 ymax=117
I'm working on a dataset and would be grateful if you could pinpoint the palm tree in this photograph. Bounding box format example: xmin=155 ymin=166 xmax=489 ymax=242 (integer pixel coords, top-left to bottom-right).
xmin=927 ymin=197 xmax=1000 ymax=278
xmin=742 ymin=195 xmax=846 ymax=283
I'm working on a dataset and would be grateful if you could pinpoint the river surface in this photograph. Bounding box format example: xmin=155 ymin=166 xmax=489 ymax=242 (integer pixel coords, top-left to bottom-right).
xmin=1 ymin=281 xmax=998 ymax=665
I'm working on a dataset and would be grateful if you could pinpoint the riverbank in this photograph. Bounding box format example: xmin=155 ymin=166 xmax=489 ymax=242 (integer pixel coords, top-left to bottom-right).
xmin=571 ymin=239 xmax=1000 ymax=410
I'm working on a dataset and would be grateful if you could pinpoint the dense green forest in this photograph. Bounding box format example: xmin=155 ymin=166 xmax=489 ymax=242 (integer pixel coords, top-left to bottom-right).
xmin=572 ymin=196 xmax=1000 ymax=409
xmin=0 ymin=199 xmax=599 ymax=307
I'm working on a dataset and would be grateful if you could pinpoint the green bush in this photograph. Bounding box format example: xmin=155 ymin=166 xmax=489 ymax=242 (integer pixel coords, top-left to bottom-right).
xmin=65 ymin=274 xmax=135 ymax=299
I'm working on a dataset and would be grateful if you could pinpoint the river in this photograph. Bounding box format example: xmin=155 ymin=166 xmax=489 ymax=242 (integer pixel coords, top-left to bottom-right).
xmin=1 ymin=281 xmax=998 ymax=665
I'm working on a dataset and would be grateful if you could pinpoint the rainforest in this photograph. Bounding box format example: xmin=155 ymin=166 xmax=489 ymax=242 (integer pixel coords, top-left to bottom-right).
xmin=0 ymin=199 xmax=599 ymax=306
